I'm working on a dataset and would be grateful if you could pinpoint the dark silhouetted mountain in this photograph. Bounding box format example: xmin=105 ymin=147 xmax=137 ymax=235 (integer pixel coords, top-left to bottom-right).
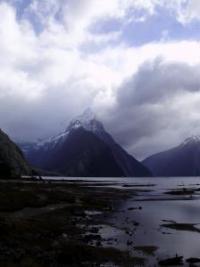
xmin=21 ymin=109 xmax=151 ymax=177
xmin=0 ymin=129 xmax=31 ymax=178
xmin=143 ymin=136 xmax=200 ymax=177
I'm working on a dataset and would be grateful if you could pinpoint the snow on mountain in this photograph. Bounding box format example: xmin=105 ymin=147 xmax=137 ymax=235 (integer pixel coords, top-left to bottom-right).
xmin=31 ymin=109 xmax=95 ymax=149
xmin=36 ymin=131 xmax=69 ymax=149
xmin=20 ymin=108 xmax=151 ymax=177
xmin=67 ymin=108 xmax=104 ymax=134
xmin=181 ymin=135 xmax=200 ymax=146
xmin=34 ymin=109 xmax=104 ymax=150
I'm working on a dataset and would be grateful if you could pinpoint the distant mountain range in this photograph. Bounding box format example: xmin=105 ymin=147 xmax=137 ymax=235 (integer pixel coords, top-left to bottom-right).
xmin=20 ymin=109 xmax=151 ymax=177
xmin=143 ymin=136 xmax=200 ymax=177
xmin=0 ymin=129 xmax=31 ymax=178
xmin=4 ymin=107 xmax=200 ymax=178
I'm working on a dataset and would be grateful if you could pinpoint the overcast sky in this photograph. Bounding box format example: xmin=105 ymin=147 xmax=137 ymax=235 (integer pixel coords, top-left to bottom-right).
xmin=0 ymin=0 xmax=200 ymax=159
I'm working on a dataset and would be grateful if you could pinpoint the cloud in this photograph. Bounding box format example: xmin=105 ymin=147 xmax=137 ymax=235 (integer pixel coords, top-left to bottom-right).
xmin=176 ymin=0 xmax=200 ymax=24
xmin=104 ymin=60 xmax=200 ymax=159
xmin=24 ymin=0 xmax=159 ymax=48
xmin=0 ymin=0 xmax=200 ymax=160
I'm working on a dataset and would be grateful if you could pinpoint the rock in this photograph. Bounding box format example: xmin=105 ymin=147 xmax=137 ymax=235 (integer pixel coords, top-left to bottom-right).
xmin=159 ymin=255 xmax=183 ymax=266
xmin=186 ymin=257 xmax=200 ymax=264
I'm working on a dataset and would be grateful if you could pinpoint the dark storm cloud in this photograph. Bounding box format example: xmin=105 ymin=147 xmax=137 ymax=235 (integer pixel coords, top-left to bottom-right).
xmin=118 ymin=59 xmax=200 ymax=105
xmin=103 ymin=59 xmax=200 ymax=159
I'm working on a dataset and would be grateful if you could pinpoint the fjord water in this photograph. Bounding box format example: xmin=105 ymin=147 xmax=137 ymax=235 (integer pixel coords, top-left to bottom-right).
xmin=47 ymin=177 xmax=200 ymax=264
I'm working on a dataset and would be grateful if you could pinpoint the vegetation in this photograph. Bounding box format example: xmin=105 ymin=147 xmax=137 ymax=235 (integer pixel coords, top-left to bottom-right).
xmin=0 ymin=129 xmax=31 ymax=178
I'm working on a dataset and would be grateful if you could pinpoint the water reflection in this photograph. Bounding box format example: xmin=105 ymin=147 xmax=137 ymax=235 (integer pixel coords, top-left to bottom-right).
xmin=45 ymin=176 xmax=200 ymax=265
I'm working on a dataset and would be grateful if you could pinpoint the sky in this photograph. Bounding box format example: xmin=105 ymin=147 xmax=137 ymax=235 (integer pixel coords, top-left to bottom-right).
xmin=0 ymin=0 xmax=200 ymax=160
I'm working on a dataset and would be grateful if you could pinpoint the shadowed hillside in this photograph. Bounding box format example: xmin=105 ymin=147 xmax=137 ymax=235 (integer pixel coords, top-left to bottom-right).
xmin=0 ymin=129 xmax=31 ymax=178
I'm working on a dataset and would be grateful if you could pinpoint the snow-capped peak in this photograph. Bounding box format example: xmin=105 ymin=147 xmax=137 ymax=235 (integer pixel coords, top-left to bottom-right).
xmin=67 ymin=108 xmax=105 ymax=134
xmin=34 ymin=109 xmax=105 ymax=150
xmin=70 ymin=108 xmax=96 ymax=127
xmin=182 ymin=135 xmax=200 ymax=146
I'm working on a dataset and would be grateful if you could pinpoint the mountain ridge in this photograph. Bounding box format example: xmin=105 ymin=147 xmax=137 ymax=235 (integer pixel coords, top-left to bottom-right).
xmin=0 ymin=129 xmax=31 ymax=178
xmin=143 ymin=136 xmax=200 ymax=177
xmin=20 ymin=110 xmax=151 ymax=177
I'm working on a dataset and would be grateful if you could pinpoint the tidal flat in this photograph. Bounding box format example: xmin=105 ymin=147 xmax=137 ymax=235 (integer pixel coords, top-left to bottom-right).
xmin=1 ymin=177 xmax=200 ymax=266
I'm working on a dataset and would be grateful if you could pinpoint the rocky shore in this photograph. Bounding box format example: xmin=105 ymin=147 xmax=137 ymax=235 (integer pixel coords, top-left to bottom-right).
xmin=0 ymin=179 xmax=144 ymax=267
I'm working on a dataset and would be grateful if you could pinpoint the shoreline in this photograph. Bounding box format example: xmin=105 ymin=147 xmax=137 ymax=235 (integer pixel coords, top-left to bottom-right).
xmin=0 ymin=179 xmax=144 ymax=267
xmin=1 ymin=178 xmax=200 ymax=266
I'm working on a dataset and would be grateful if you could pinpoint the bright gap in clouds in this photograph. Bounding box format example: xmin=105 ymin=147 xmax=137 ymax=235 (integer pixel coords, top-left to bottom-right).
xmin=0 ymin=0 xmax=200 ymax=159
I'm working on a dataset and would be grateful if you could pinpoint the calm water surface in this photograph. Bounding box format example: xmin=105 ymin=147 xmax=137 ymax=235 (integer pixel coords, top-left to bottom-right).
xmin=46 ymin=177 xmax=200 ymax=265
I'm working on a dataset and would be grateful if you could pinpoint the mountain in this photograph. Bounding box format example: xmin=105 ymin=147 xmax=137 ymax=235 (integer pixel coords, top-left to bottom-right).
xmin=21 ymin=109 xmax=151 ymax=177
xmin=143 ymin=136 xmax=200 ymax=177
xmin=0 ymin=129 xmax=31 ymax=178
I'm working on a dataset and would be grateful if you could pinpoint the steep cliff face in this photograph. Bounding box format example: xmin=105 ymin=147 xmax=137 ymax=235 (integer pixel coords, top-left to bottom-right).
xmin=0 ymin=129 xmax=31 ymax=178
xmin=21 ymin=110 xmax=151 ymax=177
xmin=34 ymin=127 xmax=125 ymax=177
